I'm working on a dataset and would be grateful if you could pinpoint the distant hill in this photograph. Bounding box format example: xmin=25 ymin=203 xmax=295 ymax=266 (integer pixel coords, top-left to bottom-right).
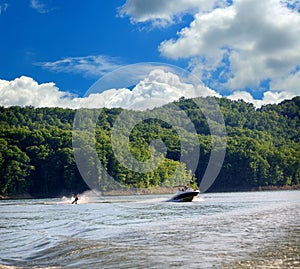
xmin=0 ymin=96 xmax=299 ymax=198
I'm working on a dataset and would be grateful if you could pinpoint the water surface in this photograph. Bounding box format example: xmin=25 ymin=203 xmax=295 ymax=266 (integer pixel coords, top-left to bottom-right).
xmin=1 ymin=190 xmax=299 ymax=268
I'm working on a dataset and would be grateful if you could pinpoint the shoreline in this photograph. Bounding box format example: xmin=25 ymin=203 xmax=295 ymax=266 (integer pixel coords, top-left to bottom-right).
xmin=0 ymin=185 xmax=299 ymax=200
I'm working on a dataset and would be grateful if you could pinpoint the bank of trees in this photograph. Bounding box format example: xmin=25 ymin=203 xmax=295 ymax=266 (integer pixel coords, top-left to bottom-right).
xmin=0 ymin=97 xmax=299 ymax=197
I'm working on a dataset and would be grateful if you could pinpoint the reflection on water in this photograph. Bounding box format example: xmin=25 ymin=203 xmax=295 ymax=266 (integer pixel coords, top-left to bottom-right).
xmin=0 ymin=190 xmax=299 ymax=269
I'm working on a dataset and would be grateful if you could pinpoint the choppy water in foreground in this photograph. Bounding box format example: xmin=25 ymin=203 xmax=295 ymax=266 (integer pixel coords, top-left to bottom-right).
xmin=0 ymin=190 xmax=299 ymax=269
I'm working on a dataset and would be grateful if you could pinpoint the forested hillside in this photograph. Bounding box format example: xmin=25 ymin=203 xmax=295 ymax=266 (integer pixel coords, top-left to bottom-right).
xmin=0 ymin=97 xmax=299 ymax=198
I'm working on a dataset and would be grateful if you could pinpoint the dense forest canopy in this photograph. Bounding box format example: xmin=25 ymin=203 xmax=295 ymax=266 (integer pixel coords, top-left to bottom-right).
xmin=0 ymin=96 xmax=299 ymax=198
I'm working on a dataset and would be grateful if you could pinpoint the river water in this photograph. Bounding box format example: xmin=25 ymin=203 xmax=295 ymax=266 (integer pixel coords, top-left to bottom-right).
xmin=0 ymin=190 xmax=299 ymax=269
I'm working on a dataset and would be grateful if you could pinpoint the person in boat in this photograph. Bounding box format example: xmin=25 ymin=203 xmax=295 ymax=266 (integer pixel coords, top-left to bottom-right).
xmin=72 ymin=193 xmax=79 ymax=204
xmin=181 ymin=185 xmax=188 ymax=191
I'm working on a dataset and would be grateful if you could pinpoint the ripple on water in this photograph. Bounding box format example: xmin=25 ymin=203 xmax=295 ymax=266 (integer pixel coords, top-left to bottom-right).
xmin=0 ymin=191 xmax=299 ymax=269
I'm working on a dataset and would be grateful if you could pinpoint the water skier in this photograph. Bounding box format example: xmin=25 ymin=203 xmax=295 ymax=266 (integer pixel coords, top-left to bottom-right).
xmin=72 ymin=193 xmax=79 ymax=204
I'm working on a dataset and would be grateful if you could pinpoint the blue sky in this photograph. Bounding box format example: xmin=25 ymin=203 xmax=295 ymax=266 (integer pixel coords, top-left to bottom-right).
xmin=0 ymin=0 xmax=299 ymax=108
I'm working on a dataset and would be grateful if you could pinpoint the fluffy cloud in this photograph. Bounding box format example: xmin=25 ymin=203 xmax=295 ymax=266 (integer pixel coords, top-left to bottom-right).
xmin=104 ymin=69 xmax=220 ymax=109
xmin=118 ymin=0 xmax=227 ymax=27
xmin=1 ymin=73 xmax=293 ymax=110
xmin=158 ymin=0 xmax=300 ymax=101
xmin=0 ymin=71 xmax=219 ymax=110
xmin=37 ymin=55 xmax=123 ymax=77
xmin=0 ymin=76 xmax=75 ymax=107
xmin=270 ymin=70 xmax=300 ymax=95
xmin=226 ymin=90 xmax=295 ymax=107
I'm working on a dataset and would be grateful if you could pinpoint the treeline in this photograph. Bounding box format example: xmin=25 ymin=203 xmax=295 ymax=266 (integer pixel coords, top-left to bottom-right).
xmin=0 ymin=97 xmax=299 ymax=197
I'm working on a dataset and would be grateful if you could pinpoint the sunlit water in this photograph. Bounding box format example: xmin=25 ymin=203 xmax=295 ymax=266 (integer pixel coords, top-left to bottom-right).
xmin=0 ymin=190 xmax=299 ymax=269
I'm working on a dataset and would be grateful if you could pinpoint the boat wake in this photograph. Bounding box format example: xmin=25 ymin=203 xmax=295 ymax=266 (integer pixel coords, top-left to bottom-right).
xmin=54 ymin=191 xmax=204 ymax=206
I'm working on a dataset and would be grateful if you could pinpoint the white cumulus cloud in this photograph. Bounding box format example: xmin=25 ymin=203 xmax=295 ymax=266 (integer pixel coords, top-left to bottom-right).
xmin=104 ymin=69 xmax=220 ymax=110
xmin=118 ymin=0 xmax=228 ymax=27
xmin=118 ymin=0 xmax=300 ymax=105
xmin=226 ymin=90 xmax=295 ymax=108
xmin=0 ymin=71 xmax=219 ymax=110
xmin=0 ymin=76 xmax=75 ymax=108
xmin=1 ymin=73 xmax=294 ymax=110
xmin=158 ymin=0 xmax=300 ymax=102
